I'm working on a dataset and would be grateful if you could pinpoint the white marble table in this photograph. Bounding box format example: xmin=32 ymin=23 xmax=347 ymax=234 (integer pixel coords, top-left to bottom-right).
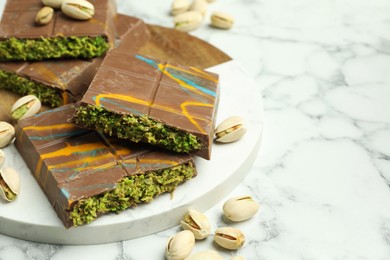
xmin=1 ymin=0 xmax=390 ymax=259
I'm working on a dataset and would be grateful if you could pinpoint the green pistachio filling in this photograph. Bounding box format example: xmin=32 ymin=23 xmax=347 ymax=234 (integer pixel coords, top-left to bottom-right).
xmin=69 ymin=163 xmax=196 ymax=226
xmin=0 ymin=36 xmax=109 ymax=61
xmin=0 ymin=70 xmax=63 ymax=107
xmin=73 ymin=105 xmax=202 ymax=153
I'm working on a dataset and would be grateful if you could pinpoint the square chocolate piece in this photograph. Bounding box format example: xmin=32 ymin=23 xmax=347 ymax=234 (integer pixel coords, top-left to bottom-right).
xmin=15 ymin=103 xmax=196 ymax=228
xmin=0 ymin=14 xmax=150 ymax=107
xmin=0 ymin=0 xmax=116 ymax=60
xmin=72 ymin=50 xmax=220 ymax=159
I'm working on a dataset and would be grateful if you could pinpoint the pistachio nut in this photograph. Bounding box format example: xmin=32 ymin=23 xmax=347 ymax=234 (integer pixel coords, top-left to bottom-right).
xmin=174 ymin=11 xmax=202 ymax=32
xmin=214 ymin=227 xmax=245 ymax=250
xmin=61 ymin=0 xmax=95 ymax=20
xmin=10 ymin=95 xmax=41 ymax=121
xmin=35 ymin=6 xmax=54 ymax=25
xmin=0 ymin=149 xmax=4 ymax=169
xmin=214 ymin=116 xmax=246 ymax=143
xmin=223 ymin=195 xmax=259 ymax=222
xmin=211 ymin=11 xmax=235 ymax=29
xmin=0 ymin=167 xmax=20 ymax=202
xmin=171 ymin=0 xmax=191 ymax=15
xmin=180 ymin=208 xmax=211 ymax=240
xmin=165 ymin=230 xmax=195 ymax=260
xmin=42 ymin=0 xmax=63 ymax=9
xmin=0 ymin=122 xmax=15 ymax=148
xmin=185 ymin=250 xmax=223 ymax=260
xmin=189 ymin=0 xmax=208 ymax=17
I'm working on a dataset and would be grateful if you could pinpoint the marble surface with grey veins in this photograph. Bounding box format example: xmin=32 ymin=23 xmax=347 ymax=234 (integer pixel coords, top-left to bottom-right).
xmin=1 ymin=0 xmax=390 ymax=259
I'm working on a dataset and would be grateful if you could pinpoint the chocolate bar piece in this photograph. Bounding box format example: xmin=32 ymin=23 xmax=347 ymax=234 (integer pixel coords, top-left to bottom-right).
xmin=72 ymin=50 xmax=220 ymax=159
xmin=0 ymin=14 xmax=150 ymax=107
xmin=15 ymin=103 xmax=196 ymax=228
xmin=0 ymin=0 xmax=116 ymax=61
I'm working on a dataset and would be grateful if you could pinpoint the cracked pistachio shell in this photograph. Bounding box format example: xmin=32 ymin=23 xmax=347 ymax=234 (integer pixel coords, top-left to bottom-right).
xmin=211 ymin=11 xmax=234 ymax=29
xmin=61 ymin=0 xmax=95 ymax=20
xmin=214 ymin=227 xmax=245 ymax=250
xmin=0 ymin=122 xmax=15 ymax=148
xmin=171 ymin=0 xmax=191 ymax=15
xmin=174 ymin=11 xmax=202 ymax=32
xmin=223 ymin=195 xmax=259 ymax=222
xmin=42 ymin=0 xmax=63 ymax=9
xmin=165 ymin=230 xmax=195 ymax=260
xmin=185 ymin=250 xmax=223 ymax=260
xmin=189 ymin=0 xmax=208 ymax=16
xmin=0 ymin=149 xmax=4 ymax=168
xmin=0 ymin=167 xmax=20 ymax=202
xmin=215 ymin=116 xmax=246 ymax=143
xmin=35 ymin=6 xmax=54 ymax=25
xmin=180 ymin=208 xmax=211 ymax=240
xmin=10 ymin=95 xmax=41 ymax=121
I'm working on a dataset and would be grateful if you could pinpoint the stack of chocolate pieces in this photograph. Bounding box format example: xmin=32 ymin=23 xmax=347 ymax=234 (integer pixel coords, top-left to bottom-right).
xmin=2 ymin=0 xmax=220 ymax=228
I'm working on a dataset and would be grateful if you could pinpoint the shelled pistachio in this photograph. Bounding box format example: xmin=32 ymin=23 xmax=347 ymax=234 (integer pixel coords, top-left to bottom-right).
xmin=10 ymin=95 xmax=41 ymax=121
xmin=214 ymin=227 xmax=245 ymax=250
xmin=0 ymin=167 xmax=20 ymax=202
xmin=174 ymin=11 xmax=203 ymax=32
xmin=165 ymin=230 xmax=195 ymax=260
xmin=42 ymin=0 xmax=63 ymax=9
xmin=180 ymin=208 xmax=211 ymax=239
xmin=211 ymin=11 xmax=234 ymax=29
xmin=61 ymin=0 xmax=95 ymax=20
xmin=223 ymin=195 xmax=259 ymax=222
xmin=214 ymin=116 xmax=246 ymax=143
xmin=0 ymin=122 xmax=15 ymax=148
xmin=35 ymin=6 xmax=54 ymax=25
xmin=171 ymin=0 xmax=191 ymax=15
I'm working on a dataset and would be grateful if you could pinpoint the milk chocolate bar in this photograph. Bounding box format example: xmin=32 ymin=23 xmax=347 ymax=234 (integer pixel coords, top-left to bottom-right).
xmin=15 ymin=103 xmax=196 ymax=228
xmin=72 ymin=50 xmax=220 ymax=159
xmin=0 ymin=14 xmax=149 ymax=107
xmin=0 ymin=0 xmax=116 ymax=61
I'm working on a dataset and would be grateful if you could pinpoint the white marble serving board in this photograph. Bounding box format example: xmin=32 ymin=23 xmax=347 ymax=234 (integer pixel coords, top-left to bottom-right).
xmin=0 ymin=60 xmax=263 ymax=245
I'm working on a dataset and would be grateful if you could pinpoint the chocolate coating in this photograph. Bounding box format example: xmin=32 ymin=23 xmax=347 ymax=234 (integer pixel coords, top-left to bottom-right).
xmin=76 ymin=50 xmax=220 ymax=159
xmin=0 ymin=14 xmax=150 ymax=106
xmin=15 ymin=104 xmax=196 ymax=228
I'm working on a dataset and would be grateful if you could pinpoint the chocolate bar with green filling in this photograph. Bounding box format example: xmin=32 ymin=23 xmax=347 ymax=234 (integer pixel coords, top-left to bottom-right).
xmin=72 ymin=50 xmax=220 ymax=159
xmin=15 ymin=103 xmax=196 ymax=228
xmin=0 ymin=0 xmax=116 ymax=61
xmin=0 ymin=14 xmax=150 ymax=107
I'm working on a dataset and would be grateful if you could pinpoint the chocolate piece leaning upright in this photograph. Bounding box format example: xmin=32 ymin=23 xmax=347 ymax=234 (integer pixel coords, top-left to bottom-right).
xmin=0 ymin=0 xmax=116 ymax=61
xmin=0 ymin=14 xmax=150 ymax=107
xmin=15 ymin=103 xmax=196 ymax=228
xmin=72 ymin=50 xmax=220 ymax=160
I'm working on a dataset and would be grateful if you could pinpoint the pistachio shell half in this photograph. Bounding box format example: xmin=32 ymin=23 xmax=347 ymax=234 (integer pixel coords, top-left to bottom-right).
xmin=0 ymin=167 xmax=20 ymax=202
xmin=223 ymin=195 xmax=260 ymax=222
xmin=61 ymin=0 xmax=95 ymax=20
xmin=165 ymin=230 xmax=195 ymax=260
xmin=10 ymin=95 xmax=41 ymax=121
xmin=180 ymin=208 xmax=211 ymax=239
xmin=214 ymin=116 xmax=246 ymax=143
xmin=171 ymin=0 xmax=191 ymax=15
xmin=185 ymin=250 xmax=223 ymax=260
xmin=0 ymin=149 xmax=5 ymax=169
xmin=174 ymin=11 xmax=203 ymax=32
xmin=214 ymin=227 xmax=245 ymax=250
xmin=0 ymin=122 xmax=15 ymax=148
